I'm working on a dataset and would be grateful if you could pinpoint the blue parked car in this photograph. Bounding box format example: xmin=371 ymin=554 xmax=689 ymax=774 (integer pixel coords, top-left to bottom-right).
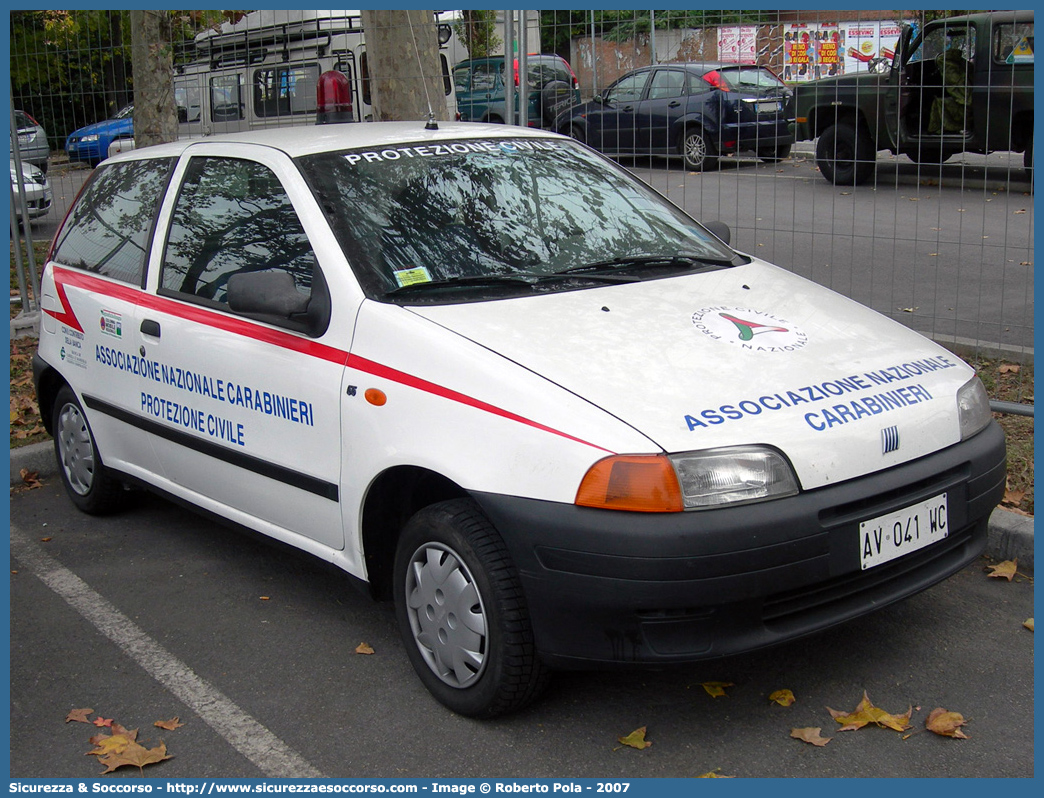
xmin=554 ymin=63 xmax=794 ymax=171
xmin=65 ymin=105 xmax=133 ymax=166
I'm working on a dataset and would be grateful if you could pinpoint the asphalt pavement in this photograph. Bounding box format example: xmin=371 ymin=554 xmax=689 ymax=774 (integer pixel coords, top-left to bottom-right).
xmin=8 ymin=479 xmax=1035 ymax=778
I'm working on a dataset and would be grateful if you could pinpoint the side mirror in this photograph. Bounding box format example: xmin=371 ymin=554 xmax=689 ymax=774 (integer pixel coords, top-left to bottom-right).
xmin=703 ymin=220 xmax=731 ymax=246
xmin=227 ymin=270 xmax=309 ymax=316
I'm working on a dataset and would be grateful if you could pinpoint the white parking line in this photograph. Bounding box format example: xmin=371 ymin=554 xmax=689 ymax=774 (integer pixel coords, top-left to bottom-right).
xmin=10 ymin=525 xmax=325 ymax=778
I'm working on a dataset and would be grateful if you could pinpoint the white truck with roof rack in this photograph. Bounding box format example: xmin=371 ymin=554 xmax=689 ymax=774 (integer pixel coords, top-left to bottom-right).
xmin=110 ymin=10 xmax=466 ymax=157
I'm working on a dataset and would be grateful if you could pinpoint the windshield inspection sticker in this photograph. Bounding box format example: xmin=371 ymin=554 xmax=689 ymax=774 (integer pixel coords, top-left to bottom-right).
xmin=393 ymin=267 xmax=433 ymax=288
xmin=692 ymin=306 xmax=808 ymax=353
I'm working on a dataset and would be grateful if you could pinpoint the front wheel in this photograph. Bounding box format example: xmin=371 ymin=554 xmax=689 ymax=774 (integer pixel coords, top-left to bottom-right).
xmin=680 ymin=128 xmax=718 ymax=171
xmin=393 ymin=499 xmax=549 ymax=717
xmin=52 ymin=385 xmax=124 ymax=514
xmin=815 ymin=123 xmax=875 ymax=185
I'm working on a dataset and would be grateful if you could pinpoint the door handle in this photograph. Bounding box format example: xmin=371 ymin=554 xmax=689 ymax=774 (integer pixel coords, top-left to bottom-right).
xmin=140 ymin=319 xmax=161 ymax=338
xmin=668 ymin=101 xmax=681 ymax=108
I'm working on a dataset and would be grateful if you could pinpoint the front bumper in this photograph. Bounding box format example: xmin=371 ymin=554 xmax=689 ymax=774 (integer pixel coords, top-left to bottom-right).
xmin=473 ymin=421 xmax=1006 ymax=667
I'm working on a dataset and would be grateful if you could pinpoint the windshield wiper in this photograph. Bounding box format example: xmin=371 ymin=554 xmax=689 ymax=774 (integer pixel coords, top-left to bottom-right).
xmin=558 ymin=252 xmax=745 ymax=276
xmin=386 ymin=270 xmax=640 ymax=297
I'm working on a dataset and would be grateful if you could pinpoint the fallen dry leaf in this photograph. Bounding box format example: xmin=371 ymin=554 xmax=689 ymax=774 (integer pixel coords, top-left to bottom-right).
xmin=999 ymin=363 xmax=1021 ymax=374
xmin=259 ymin=596 xmax=270 ymax=601
xmin=827 ymin=691 xmax=912 ymax=732
xmin=770 ymin=689 xmax=796 ymax=707
xmin=19 ymin=468 xmax=43 ymax=489
xmin=355 ymin=642 xmax=375 ymax=655
xmin=696 ymin=769 xmax=733 ymax=778
xmin=791 ymin=727 xmax=831 ymax=746
xmin=986 ymin=559 xmax=1017 ymax=581
xmin=86 ymin=733 xmax=135 ymax=758
xmin=926 ymin=708 xmax=969 ymax=739
xmin=98 ymin=740 xmax=172 ymax=775
xmin=65 ymin=708 xmax=94 ymax=724
xmin=1003 ymin=488 xmax=1026 ymax=506
xmin=154 ymin=717 xmax=184 ymax=731
xmin=617 ymin=727 xmax=651 ymax=750
xmin=1023 ymin=618 xmax=1034 ymax=632
xmin=701 ymin=681 xmax=734 ymax=698
xmin=92 ymin=717 xmax=113 ymax=728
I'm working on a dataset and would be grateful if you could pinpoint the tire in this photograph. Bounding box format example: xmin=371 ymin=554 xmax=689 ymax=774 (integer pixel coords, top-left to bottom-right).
xmin=757 ymin=143 xmax=792 ymax=163
xmin=680 ymin=127 xmax=718 ymax=171
xmin=568 ymin=123 xmax=586 ymax=145
xmin=393 ymin=498 xmax=549 ymax=717
xmin=52 ymin=385 xmax=124 ymax=514
xmin=815 ymin=122 xmax=875 ymax=185
xmin=540 ymin=80 xmax=574 ymax=127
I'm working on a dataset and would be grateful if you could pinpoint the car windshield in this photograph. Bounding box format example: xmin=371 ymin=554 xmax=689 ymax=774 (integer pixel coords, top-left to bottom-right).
xmin=298 ymin=137 xmax=739 ymax=302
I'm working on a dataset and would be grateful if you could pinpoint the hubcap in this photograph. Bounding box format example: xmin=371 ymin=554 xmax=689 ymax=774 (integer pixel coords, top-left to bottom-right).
xmin=57 ymin=402 xmax=95 ymax=496
xmin=405 ymin=543 xmax=488 ymax=689
xmin=684 ymin=134 xmax=707 ymax=167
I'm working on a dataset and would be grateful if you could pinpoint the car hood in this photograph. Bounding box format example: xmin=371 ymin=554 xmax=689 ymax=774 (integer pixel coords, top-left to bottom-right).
xmin=409 ymin=259 xmax=975 ymax=490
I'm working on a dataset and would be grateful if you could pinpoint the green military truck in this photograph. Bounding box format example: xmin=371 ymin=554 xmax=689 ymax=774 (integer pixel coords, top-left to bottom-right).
xmin=793 ymin=11 xmax=1034 ymax=185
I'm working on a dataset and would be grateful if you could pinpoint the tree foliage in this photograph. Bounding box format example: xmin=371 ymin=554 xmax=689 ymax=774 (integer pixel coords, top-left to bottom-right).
xmin=9 ymin=9 xmax=225 ymax=148
xmin=454 ymin=10 xmax=502 ymax=59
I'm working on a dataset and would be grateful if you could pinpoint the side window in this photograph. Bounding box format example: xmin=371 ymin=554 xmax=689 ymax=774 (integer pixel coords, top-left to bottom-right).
xmin=52 ymin=158 xmax=174 ymax=286
xmin=161 ymin=157 xmax=317 ymax=313
xmin=647 ymin=70 xmax=687 ymax=100
xmin=440 ymin=54 xmax=451 ymax=95
xmin=605 ymin=72 xmax=649 ymax=104
xmin=472 ymin=62 xmax=500 ymax=92
xmin=994 ymin=22 xmax=1034 ymax=63
xmin=210 ymin=73 xmax=243 ymax=121
xmin=253 ymin=64 xmax=319 ymax=118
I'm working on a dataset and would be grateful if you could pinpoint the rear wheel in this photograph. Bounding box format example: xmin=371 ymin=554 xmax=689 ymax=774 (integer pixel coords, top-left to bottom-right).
xmin=680 ymin=128 xmax=718 ymax=171
xmin=393 ymin=499 xmax=549 ymax=717
xmin=815 ymin=122 xmax=875 ymax=185
xmin=569 ymin=123 xmax=586 ymax=145
xmin=52 ymin=385 xmax=124 ymax=514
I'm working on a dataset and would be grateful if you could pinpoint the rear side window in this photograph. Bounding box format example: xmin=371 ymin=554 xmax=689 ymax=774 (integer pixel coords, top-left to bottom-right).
xmin=160 ymin=156 xmax=317 ymax=308
xmin=52 ymin=158 xmax=174 ymax=286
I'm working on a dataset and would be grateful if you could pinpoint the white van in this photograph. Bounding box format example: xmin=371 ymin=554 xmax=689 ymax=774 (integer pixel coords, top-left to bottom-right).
xmin=108 ymin=10 xmax=465 ymax=158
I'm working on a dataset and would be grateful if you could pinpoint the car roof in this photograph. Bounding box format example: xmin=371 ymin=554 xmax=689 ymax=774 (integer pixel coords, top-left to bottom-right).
xmin=630 ymin=62 xmax=762 ymax=76
xmin=103 ymin=121 xmax=566 ymax=164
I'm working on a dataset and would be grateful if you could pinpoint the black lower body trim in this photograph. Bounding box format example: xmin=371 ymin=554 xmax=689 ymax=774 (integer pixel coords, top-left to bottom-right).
xmin=84 ymin=394 xmax=339 ymax=501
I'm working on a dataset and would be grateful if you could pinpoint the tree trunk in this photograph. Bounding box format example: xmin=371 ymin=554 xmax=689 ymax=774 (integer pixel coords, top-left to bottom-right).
xmin=130 ymin=9 xmax=178 ymax=149
xmin=360 ymin=9 xmax=448 ymax=122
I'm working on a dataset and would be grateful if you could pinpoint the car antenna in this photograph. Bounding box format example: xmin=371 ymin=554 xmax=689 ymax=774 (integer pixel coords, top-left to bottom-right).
xmin=407 ymin=11 xmax=438 ymax=130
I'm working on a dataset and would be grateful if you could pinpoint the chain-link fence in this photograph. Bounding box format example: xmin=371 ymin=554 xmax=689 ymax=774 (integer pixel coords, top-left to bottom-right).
xmin=10 ymin=9 xmax=1034 ymax=393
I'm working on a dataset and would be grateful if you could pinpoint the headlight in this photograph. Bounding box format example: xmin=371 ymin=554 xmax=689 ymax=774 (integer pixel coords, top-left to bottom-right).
xmin=670 ymin=446 xmax=799 ymax=508
xmin=575 ymin=446 xmax=799 ymax=513
xmin=81 ymin=134 xmax=100 ymax=143
xmin=957 ymin=376 xmax=992 ymax=440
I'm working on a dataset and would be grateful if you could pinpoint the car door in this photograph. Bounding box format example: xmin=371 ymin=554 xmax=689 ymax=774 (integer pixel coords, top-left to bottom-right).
xmin=633 ymin=67 xmax=690 ymax=153
xmin=141 ymin=143 xmax=352 ymax=551
xmin=586 ymin=70 xmax=651 ymax=154
xmin=40 ymin=157 xmax=176 ymax=481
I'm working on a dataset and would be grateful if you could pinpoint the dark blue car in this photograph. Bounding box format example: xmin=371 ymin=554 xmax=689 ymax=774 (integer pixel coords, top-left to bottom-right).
xmin=555 ymin=63 xmax=794 ymax=171
xmin=65 ymin=104 xmax=133 ymax=166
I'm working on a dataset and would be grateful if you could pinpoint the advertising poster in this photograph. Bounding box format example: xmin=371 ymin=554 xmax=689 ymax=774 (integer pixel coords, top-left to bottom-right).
xmin=717 ymin=24 xmax=757 ymax=62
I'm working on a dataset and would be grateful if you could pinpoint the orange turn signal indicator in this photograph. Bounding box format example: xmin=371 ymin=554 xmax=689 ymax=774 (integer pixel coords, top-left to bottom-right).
xmin=575 ymin=454 xmax=684 ymax=513
xmin=365 ymin=388 xmax=387 ymax=406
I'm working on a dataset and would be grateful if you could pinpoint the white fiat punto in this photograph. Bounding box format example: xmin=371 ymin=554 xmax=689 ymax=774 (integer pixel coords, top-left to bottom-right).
xmin=34 ymin=122 xmax=1005 ymax=717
